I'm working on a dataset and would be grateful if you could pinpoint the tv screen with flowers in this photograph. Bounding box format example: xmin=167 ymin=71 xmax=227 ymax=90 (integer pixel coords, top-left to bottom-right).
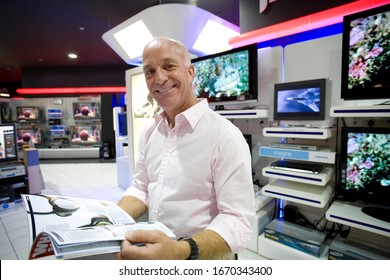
xmin=341 ymin=3 xmax=390 ymax=100
xmin=338 ymin=127 xmax=390 ymax=223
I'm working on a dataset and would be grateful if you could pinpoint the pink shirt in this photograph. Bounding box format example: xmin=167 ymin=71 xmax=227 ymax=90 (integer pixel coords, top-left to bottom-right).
xmin=125 ymin=99 xmax=255 ymax=253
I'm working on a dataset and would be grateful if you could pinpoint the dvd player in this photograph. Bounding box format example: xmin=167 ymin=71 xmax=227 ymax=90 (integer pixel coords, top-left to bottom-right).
xmin=270 ymin=143 xmax=318 ymax=151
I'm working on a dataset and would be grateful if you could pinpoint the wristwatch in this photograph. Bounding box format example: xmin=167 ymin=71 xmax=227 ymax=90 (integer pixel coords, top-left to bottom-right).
xmin=178 ymin=237 xmax=199 ymax=260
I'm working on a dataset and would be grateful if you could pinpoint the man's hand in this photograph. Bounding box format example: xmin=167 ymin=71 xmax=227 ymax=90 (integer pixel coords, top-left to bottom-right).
xmin=115 ymin=230 xmax=189 ymax=260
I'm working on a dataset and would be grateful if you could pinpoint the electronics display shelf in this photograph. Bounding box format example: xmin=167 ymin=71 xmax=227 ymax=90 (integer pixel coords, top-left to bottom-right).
xmin=261 ymin=179 xmax=334 ymax=208
xmin=330 ymin=105 xmax=390 ymax=117
xmin=263 ymin=127 xmax=333 ymax=139
xmin=262 ymin=166 xmax=333 ymax=186
xmin=257 ymin=233 xmax=329 ymax=260
xmin=215 ymin=109 xmax=269 ymax=119
xmin=38 ymin=147 xmax=100 ymax=159
xmin=259 ymin=146 xmax=336 ymax=164
xmin=326 ymin=200 xmax=390 ymax=237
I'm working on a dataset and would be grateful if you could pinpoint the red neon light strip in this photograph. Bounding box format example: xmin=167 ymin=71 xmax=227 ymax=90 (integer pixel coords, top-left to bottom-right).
xmin=16 ymin=86 xmax=126 ymax=94
xmin=229 ymin=0 xmax=389 ymax=47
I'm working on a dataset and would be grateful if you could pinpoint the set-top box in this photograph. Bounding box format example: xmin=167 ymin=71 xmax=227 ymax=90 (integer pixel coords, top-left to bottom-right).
xmin=0 ymin=163 xmax=26 ymax=179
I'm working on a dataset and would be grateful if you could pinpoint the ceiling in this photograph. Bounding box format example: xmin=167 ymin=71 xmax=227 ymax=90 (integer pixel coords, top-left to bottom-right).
xmin=0 ymin=0 xmax=239 ymax=86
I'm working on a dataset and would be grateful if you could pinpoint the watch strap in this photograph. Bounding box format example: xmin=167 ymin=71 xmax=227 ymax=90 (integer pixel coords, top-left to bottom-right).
xmin=178 ymin=237 xmax=199 ymax=260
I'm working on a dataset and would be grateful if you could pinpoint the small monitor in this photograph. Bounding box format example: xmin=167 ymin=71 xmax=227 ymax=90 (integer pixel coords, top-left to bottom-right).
xmin=70 ymin=125 xmax=101 ymax=145
xmin=17 ymin=106 xmax=41 ymax=121
xmin=72 ymin=102 xmax=100 ymax=120
xmin=0 ymin=124 xmax=18 ymax=163
xmin=17 ymin=128 xmax=42 ymax=146
xmin=273 ymin=78 xmax=326 ymax=121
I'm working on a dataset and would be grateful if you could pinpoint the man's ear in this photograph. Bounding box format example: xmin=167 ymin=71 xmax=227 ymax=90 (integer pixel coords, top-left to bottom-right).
xmin=188 ymin=64 xmax=195 ymax=81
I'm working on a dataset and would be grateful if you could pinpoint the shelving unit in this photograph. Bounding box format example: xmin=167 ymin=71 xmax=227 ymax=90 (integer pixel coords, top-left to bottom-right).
xmin=215 ymin=109 xmax=269 ymax=119
xmin=261 ymin=179 xmax=334 ymax=208
xmin=330 ymin=105 xmax=390 ymax=117
xmin=262 ymin=166 xmax=333 ymax=186
xmin=326 ymin=200 xmax=390 ymax=237
xmin=263 ymin=127 xmax=333 ymax=139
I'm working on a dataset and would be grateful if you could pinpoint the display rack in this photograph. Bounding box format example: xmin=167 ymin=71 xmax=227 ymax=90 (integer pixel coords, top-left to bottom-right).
xmin=215 ymin=109 xmax=269 ymax=119
xmin=330 ymin=105 xmax=390 ymax=117
xmin=263 ymin=127 xmax=333 ymax=139
xmin=326 ymin=200 xmax=390 ymax=237
xmin=262 ymin=166 xmax=333 ymax=186
xmin=261 ymin=179 xmax=334 ymax=208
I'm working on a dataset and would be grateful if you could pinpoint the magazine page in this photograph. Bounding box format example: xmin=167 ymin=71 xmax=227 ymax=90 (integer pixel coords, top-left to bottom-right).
xmin=47 ymin=222 xmax=176 ymax=259
xmin=22 ymin=194 xmax=135 ymax=247
xmin=29 ymin=221 xmax=176 ymax=259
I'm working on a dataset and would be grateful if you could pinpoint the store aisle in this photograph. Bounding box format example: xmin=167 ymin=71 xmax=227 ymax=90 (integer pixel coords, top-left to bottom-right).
xmin=0 ymin=161 xmax=125 ymax=260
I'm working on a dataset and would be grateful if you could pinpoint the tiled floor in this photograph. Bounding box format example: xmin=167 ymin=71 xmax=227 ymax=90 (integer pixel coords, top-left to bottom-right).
xmin=0 ymin=160 xmax=125 ymax=260
xmin=0 ymin=160 xmax=263 ymax=260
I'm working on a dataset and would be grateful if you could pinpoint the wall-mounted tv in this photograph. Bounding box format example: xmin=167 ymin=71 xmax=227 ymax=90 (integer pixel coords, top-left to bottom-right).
xmin=17 ymin=128 xmax=42 ymax=146
xmin=192 ymin=43 xmax=258 ymax=107
xmin=341 ymin=3 xmax=390 ymax=100
xmin=338 ymin=126 xmax=390 ymax=223
xmin=70 ymin=125 xmax=101 ymax=145
xmin=17 ymin=106 xmax=41 ymax=121
xmin=0 ymin=124 xmax=18 ymax=163
xmin=72 ymin=102 xmax=100 ymax=120
xmin=273 ymin=78 xmax=326 ymax=121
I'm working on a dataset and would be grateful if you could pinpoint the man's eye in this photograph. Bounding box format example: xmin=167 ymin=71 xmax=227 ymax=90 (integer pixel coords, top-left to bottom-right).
xmin=165 ymin=64 xmax=176 ymax=70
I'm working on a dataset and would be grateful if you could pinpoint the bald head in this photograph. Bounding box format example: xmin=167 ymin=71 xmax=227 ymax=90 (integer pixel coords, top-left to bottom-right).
xmin=142 ymin=37 xmax=191 ymax=67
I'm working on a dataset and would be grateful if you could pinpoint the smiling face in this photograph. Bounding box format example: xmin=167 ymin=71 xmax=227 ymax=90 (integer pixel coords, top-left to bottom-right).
xmin=142 ymin=38 xmax=197 ymax=120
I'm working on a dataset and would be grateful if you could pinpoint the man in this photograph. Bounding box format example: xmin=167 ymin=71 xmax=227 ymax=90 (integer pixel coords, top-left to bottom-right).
xmin=117 ymin=37 xmax=255 ymax=260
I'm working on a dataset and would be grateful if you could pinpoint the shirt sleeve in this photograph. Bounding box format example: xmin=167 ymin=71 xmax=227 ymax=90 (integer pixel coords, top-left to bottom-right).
xmin=206 ymin=127 xmax=256 ymax=253
xmin=123 ymin=127 xmax=150 ymax=205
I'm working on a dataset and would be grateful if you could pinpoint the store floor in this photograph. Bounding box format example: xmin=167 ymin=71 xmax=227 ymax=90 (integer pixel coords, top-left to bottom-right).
xmin=0 ymin=160 xmax=263 ymax=260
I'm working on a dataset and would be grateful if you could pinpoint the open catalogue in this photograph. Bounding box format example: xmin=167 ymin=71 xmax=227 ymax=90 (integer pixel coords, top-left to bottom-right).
xmin=22 ymin=194 xmax=176 ymax=259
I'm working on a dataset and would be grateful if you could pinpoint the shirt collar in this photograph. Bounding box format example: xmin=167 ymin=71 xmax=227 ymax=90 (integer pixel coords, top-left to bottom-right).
xmin=155 ymin=99 xmax=209 ymax=131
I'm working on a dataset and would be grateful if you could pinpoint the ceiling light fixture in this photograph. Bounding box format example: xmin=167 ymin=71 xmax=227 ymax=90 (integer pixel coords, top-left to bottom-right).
xmin=68 ymin=53 xmax=78 ymax=59
xmin=102 ymin=3 xmax=239 ymax=65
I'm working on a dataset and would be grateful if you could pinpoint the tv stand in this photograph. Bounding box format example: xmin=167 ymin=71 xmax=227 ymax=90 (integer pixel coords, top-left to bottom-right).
xmin=362 ymin=207 xmax=390 ymax=223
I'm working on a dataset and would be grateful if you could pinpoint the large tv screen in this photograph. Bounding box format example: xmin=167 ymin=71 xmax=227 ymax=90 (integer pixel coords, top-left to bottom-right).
xmin=192 ymin=43 xmax=258 ymax=107
xmin=338 ymin=126 xmax=390 ymax=222
xmin=341 ymin=3 xmax=390 ymax=100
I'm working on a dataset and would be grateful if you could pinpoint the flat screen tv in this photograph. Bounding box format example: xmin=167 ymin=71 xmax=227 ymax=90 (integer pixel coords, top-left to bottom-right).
xmin=338 ymin=126 xmax=390 ymax=223
xmin=17 ymin=128 xmax=42 ymax=146
xmin=0 ymin=124 xmax=18 ymax=163
xmin=341 ymin=3 xmax=390 ymax=100
xmin=70 ymin=125 xmax=101 ymax=145
xmin=192 ymin=43 xmax=258 ymax=108
xmin=273 ymin=78 xmax=326 ymax=121
xmin=72 ymin=102 xmax=100 ymax=120
xmin=17 ymin=106 xmax=41 ymax=121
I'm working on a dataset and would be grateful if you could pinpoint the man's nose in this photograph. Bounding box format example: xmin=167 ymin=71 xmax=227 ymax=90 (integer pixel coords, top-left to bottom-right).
xmin=154 ymin=68 xmax=168 ymax=84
